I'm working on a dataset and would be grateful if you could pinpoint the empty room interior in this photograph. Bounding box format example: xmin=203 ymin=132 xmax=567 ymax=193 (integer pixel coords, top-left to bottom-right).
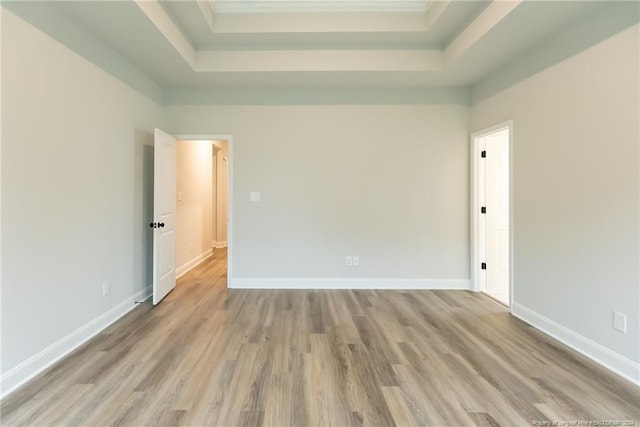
xmin=1 ymin=0 xmax=639 ymax=426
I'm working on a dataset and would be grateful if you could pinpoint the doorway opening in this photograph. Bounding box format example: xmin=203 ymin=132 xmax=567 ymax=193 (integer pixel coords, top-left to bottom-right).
xmin=471 ymin=122 xmax=512 ymax=307
xmin=150 ymin=130 xmax=232 ymax=305
xmin=174 ymin=138 xmax=230 ymax=282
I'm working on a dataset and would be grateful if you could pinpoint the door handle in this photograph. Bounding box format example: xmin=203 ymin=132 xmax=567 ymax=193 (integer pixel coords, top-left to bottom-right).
xmin=149 ymin=222 xmax=165 ymax=228
xmin=158 ymin=223 xmax=165 ymax=228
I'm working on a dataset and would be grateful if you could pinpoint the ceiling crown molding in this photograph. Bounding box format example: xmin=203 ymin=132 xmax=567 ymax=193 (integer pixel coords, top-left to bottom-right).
xmin=17 ymin=0 xmax=610 ymax=95
xmin=209 ymin=0 xmax=432 ymax=14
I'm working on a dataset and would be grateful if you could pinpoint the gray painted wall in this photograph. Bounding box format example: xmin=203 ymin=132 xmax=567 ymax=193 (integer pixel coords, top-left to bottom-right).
xmin=471 ymin=24 xmax=639 ymax=369
xmin=1 ymin=9 xmax=164 ymax=380
xmin=167 ymin=104 xmax=471 ymax=284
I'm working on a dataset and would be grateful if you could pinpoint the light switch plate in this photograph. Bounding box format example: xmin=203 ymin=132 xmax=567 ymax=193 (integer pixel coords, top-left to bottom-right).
xmin=177 ymin=191 xmax=183 ymax=201
xmin=250 ymin=191 xmax=261 ymax=202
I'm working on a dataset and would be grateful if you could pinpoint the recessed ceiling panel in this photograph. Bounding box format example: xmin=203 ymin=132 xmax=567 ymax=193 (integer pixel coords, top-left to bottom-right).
xmin=157 ymin=1 xmax=487 ymax=51
xmin=210 ymin=0 xmax=433 ymax=13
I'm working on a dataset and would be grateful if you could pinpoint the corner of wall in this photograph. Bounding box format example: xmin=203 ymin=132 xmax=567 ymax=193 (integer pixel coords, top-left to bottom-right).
xmin=471 ymin=2 xmax=640 ymax=105
xmin=512 ymin=303 xmax=640 ymax=386
xmin=0 ymin=286 xmax=151 ymax=400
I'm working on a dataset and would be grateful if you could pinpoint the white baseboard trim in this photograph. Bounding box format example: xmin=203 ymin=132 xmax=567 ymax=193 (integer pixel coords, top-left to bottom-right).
xmin=0 ymin=285 xmax=152 ymax=400
xmin=213 ymin=241 xmax=227 ymax=249
xmin=229 ymin=277 xmax=471 ymax=290
xmin=140 ymin=286 xmax=153 ymax=303
xmin=511 ymin=302 xmax=640 ymax=386
xmin=176 ymin=249 xmax=213 ymax=279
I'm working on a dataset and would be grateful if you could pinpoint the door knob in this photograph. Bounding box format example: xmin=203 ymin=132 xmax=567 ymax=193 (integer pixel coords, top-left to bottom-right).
xmin=159 ymin=222 xmax=165 ymax=228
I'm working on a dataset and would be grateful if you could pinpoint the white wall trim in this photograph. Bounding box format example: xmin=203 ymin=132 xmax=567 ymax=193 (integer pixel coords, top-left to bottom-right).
xmin=229 ymin=277 xmax=471 ymax=290
xmin=212 ymin=0 xmax=430 ymax=13
xmin=165 ymin=87 xmax=470 ymax=106
xmin=176 ymin=249 xmax=213 ymax=279
xmin=0 ymin=285 xmax=152 ymax=400
xmin=213 ymin=241 xmax=227 ymax=249
xmin=512 ymin=302 xmax=640 ymax=386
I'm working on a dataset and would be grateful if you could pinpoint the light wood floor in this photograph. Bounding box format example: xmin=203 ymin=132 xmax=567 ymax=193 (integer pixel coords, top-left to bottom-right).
xmin=2 ymin=249 xmax=639 ymax=426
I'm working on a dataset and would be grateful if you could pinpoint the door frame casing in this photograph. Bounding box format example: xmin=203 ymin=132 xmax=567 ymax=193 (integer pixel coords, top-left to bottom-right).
xmin=176 ymin=134 xmax=234 ymax=285
xmin=470 ymin=121 xmax=514 ymax=309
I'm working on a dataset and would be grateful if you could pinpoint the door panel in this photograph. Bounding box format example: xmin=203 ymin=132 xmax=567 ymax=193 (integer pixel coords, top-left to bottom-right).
xmin=485 ymin=129 xmax=510 ymax=303
xmin=153 ymin=129 xmax=177 ymax=305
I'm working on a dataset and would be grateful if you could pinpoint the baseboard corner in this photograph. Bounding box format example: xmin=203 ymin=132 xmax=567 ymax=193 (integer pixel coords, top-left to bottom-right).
xmin=176 ymin=250 xmax=214 ymax=279
xmin=229 ymin=277 xmax=471 ymax=290
xmin=0 ymin=287 xmax=148 ymax=400
xmin=511 ymin=302 xmax=640 ymax=386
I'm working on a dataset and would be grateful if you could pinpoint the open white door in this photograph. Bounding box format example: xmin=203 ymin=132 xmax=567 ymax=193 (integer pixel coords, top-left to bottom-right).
xmin=152 ymin=129 xmax=177 ymax=305
xmin=484 ymin=129 xmax=510 ymax=305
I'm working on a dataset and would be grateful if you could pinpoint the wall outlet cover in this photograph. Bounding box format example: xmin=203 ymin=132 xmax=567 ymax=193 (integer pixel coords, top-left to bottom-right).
xmin=613 ymin=311 xmax=627 ymax=333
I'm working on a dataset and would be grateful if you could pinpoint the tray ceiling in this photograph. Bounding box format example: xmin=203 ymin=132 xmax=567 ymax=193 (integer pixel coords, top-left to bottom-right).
xmin=4 ymin=1 xmax=619 ymax=93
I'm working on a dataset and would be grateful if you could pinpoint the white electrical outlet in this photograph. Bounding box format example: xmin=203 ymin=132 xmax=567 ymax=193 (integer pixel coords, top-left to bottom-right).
xmin=102 ymin=280 xmax=110 ymax=296
xmin=352 ymin=256 xmax=359 ymax=266
xmin=613 ymin=311 xmax=627 ymax=333
xmin=345 ymin=256 xmax=353 ymax=266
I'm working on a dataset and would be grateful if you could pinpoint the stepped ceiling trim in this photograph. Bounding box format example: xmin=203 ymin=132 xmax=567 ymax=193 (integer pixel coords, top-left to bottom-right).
xmin=8 ymin=0 xmax=623 ymax=96
xmin=207 ymin=0 xmax=433 ymax=14
xmin=138 ymin=0 xmax=518 ymax=74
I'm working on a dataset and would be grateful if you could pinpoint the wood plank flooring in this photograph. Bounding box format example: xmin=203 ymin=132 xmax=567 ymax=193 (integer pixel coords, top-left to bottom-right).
xmin=2 ymin=249 xmax=639 ymax=426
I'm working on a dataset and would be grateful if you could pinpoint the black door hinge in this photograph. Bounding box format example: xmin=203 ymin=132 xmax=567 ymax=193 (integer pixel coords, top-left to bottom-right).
xmin=481 ymin=262 xmax=487 ymax=270
xmin=481 ymin=150 xmax=486 ymax=158
xmin=481 ymin=206 xmax=486 ymax=214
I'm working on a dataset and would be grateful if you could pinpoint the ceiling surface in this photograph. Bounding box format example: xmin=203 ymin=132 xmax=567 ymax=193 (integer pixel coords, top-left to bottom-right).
xmin=4 ymin=1 xmax=622 ymax=91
